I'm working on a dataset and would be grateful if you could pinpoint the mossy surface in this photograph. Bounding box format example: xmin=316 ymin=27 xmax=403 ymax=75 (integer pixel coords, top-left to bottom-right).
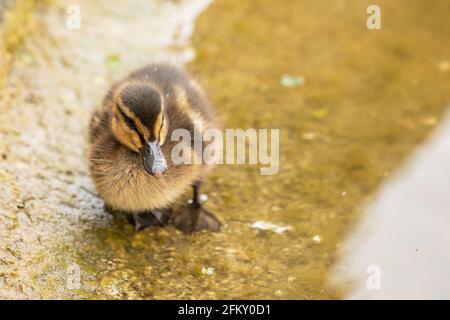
xmin=0 ymin=0 xmax=46 ymax=87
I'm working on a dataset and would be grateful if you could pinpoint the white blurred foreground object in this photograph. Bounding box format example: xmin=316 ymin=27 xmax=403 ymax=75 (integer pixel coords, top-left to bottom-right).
xmin=331 ymin=110 xmax=450 ymax=299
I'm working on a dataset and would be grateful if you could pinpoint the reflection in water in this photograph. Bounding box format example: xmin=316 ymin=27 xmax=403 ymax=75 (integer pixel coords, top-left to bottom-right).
xmin=333 ymin=111 xmax=450 ymax=299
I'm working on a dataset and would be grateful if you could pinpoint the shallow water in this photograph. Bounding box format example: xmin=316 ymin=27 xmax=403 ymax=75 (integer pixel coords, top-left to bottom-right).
xmin=0 ymin=0 xmax=449 ymax=299
xmin=189 ymin=0 xmax=450 ymax=298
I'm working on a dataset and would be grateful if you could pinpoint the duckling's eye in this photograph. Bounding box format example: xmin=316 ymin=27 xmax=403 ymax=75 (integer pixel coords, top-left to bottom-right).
xmin=118 ymin=107 xmax=137 ymax=131
xmin=124 ymin=116 xmax=136 ymax=131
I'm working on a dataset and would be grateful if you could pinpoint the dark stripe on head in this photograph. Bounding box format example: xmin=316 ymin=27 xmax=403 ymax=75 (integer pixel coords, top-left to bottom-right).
xmin=120 ymin=84 xmax=162 ymax=134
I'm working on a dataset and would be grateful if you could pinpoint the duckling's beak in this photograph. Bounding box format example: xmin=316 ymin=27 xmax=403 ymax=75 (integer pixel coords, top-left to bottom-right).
xmin=140 ymin=140 xmax=168 ymax=178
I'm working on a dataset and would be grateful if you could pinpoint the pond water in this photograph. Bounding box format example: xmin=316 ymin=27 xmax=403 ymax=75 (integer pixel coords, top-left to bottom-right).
xmin=0 ymin=0 xmax=449 ymax=299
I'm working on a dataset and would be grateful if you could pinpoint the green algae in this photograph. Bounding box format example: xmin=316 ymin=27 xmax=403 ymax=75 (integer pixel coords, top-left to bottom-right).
xmin=0 ymin=0 xmax=45 ymax=87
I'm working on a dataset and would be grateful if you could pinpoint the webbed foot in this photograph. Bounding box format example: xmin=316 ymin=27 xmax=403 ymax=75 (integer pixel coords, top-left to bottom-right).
xmin=172 ymin=203 xmax=221 ymax=233
xmin=128 ymin=209 xmax=171 ymax=231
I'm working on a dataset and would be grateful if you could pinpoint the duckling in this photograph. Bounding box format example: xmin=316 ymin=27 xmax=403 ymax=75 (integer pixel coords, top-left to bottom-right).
xmin=88 ymin=63 xmax=221 ymax=233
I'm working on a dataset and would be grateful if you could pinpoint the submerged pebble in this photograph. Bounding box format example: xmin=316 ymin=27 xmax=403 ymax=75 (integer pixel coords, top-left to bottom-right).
xmin=280 ymin=74 xmax=305 ymax=87
xmin=312 ymin=235 xmax=322 ymax=243
xmin=251 ymin=221 xmax=292 ymax=234
xmin=201 ymin=266 xmax=215 ymax=275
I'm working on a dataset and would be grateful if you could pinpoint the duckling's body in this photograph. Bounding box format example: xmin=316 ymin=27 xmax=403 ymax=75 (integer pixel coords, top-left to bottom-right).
xmin=88 ymin=64 xmax=220 ymax=232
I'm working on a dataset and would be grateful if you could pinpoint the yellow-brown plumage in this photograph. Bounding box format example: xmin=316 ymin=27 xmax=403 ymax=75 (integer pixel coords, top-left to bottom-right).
xmin=88 ymin=64 xmax=220 ymax=232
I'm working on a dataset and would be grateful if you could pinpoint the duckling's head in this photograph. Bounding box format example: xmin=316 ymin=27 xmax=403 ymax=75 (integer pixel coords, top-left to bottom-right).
xmin=111 ymin=82 xmax=169 ymax=177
